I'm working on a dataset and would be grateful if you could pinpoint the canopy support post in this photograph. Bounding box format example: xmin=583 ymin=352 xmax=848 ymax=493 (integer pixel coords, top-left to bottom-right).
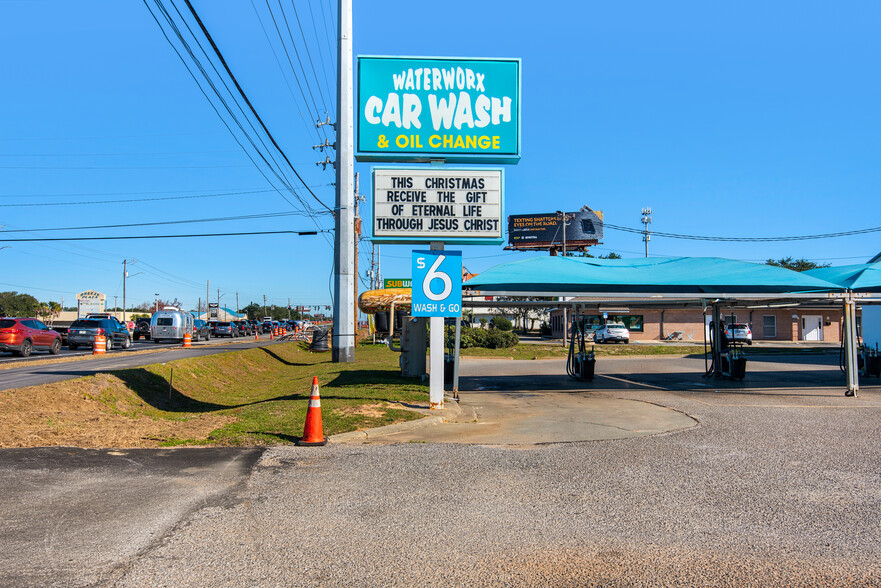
xmin=843 ymin=295 xmax=859 ymax=397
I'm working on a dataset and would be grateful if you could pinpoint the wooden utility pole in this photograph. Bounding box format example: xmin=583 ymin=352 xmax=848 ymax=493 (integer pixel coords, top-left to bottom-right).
xmin=354 ymin=172 xmax=361 ymax=345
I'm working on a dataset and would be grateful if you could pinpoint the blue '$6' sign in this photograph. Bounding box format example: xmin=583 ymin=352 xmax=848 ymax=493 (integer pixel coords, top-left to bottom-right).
xmin=411 ymin=250 xmax=462 ymax=317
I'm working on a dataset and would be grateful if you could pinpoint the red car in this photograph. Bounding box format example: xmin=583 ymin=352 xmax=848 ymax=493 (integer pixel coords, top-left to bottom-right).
xmin=0 ymin=317 xmax=63 ymax=357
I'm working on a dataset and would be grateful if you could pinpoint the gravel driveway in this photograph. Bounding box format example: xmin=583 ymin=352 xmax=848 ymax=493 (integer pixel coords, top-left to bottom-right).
xmin=111 ymin=356 xmax=881 ymax=587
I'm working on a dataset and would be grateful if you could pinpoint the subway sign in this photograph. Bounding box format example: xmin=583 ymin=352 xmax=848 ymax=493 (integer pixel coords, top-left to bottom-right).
xmin=372 ymin=167 xmax=503 ymax=245
xmin=357 ymin=56 xmax=521 ymax=164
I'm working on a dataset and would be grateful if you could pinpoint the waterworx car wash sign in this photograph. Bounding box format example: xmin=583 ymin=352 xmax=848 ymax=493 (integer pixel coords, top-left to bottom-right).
xmin=357 ymin=56 xmax=521 ymax=163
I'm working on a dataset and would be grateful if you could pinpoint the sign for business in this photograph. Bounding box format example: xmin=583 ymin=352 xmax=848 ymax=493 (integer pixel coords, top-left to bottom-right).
xmin=384 ymin=278 xmax=412 ymax=289
xmin=372 ymin=167 xmax=503 ymax=245
xmin=507 ymin=209 xmax=604 ymax=251
xmin=76 ymin=290 xmax=106 ymax=319
xmin=411 ymin=250 xmax=462 ymax=317
xmin=208 ymin=302 xmax=219 ymax=318
xmin=357 ymin=56 xmax=520 ymax=163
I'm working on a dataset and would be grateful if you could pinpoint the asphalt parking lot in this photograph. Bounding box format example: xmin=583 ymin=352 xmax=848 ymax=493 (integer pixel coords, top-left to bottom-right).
xmin=2 ymin=354 xmax=880 ymax=587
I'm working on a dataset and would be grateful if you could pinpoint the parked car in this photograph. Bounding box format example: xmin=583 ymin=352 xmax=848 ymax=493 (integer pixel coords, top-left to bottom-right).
xmin=150 ymin=309 xmax=194 ymax=343
xmin=213 ymin=321 xmax=236 ymax=337
xmin=0 ymin=317 xmax=63 ymax=357
xmin=133 ymin=317 xmax=152 ymax=341
xmin=193 ymin=319 xmax=211 ymax=342
xmin=68 ymin=318 xmax=132 ymax=351
xmin=725 ymin=323 xmax=753 ymax=345
xmin=594 ymin=322 xmax=630 ymax=344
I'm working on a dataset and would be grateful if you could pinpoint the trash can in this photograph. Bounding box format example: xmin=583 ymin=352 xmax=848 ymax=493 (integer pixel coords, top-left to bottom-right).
xmin=309 ymin=328 xmax=330 ymax=352
xmin=729 ymin=357 xmax=747 ymax=380
xmin=444 ymin=354 xmax=455 ymax=386
xmin=579 ymin=355 xmax=596 ymax=381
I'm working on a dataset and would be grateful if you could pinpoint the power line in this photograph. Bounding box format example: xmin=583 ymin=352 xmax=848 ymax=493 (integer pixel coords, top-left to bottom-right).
xmin=266 ymin=0 xmax=327 ymax=135
xmin=600 ymin=221 xmax=881 ymax=242
xmin=182 ymin=0 xmax=332 ymax=213
xmin=0 ymin=210 xmax=327 ymax=233
xmin=156 ymin=0 xmax=315 ymax=216
xmin=0 ymin=230 xmax=323 ymax=243
xmin=288 ymin=0 xmax=333 ymax=118
xmin=0 ymin=188 xmax=284 ymax=207
xmin=0 ymin=184 xmax=330 ymax=198
xmin=143 ymin=0 xmax=316 ymax=217
xmin=249 ymin=0 xmax=323 ymax=145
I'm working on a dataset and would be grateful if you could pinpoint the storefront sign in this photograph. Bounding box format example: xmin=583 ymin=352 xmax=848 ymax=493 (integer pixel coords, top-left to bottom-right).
xmin=411 ymin=250 xmax=462 ymax=317
xmin=357 ymin=56 xmax=520 ymax=163
xmin=507 ymin=209 xmax=604 ymax=250
xmin=372 ymin=167 xmax=503 ymax=244
xmin=383 ymin=278 xmax=412 ymax=289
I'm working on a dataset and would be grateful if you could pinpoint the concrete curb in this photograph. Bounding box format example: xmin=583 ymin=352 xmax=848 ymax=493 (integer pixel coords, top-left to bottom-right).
xmin=330 ymin=397 xmax=463 ymax=443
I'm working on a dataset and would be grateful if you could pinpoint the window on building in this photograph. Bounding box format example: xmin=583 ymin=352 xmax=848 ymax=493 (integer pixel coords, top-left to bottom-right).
xmin=614 ymin=315 xmax=644 ymax=333
xmin=763 ymin=315 xmax=776 ymax=338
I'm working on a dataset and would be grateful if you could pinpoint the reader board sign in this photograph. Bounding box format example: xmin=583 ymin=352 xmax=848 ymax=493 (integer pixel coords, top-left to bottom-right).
xmin=372 ymin=167 xmax=503 ymax=245
xmin=507 ymin=209 xmax=604 ymax=250
xmin=357 ymin=56 xmax=520 ymax=163
xmin=411 ymin=250 xmax=462 ymax=317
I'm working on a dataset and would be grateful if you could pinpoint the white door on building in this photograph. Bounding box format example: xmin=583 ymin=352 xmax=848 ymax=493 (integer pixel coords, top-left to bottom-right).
xmin=801 ymin=315 xmax=823 ymax=341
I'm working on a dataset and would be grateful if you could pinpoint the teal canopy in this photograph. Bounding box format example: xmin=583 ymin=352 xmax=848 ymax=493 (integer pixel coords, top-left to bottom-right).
xmin=465 ymin=256 xmax=844 ymax=295
xmin=803 ymin=263 xmax=881 ymax=292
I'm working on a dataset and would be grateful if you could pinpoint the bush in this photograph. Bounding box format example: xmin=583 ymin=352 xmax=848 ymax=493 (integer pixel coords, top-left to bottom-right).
xmin=491 ymin=315 xmax=513 ymax=331
xmin=445 ymin=326 xmax=518 ymax=349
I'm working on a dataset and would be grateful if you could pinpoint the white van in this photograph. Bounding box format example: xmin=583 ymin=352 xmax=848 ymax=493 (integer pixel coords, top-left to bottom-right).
xmin=151 ymin=309 xmax=194 ymax=343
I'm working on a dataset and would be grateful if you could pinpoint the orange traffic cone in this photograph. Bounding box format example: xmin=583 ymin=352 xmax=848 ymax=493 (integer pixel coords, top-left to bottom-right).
xmin=254 ymin=330 xmax=259 ymax=341
xmin=297 ymin=376 xmax=327 ymax=446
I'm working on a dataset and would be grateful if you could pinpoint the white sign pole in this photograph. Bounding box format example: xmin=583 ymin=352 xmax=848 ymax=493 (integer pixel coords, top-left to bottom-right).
xmin=429 ymin=241 xmax=445 ymax=410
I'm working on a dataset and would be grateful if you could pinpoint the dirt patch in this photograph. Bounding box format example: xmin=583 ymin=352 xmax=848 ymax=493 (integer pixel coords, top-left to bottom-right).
xmin=0 ymin=373 xmax=234 ymax=448
xmin=332 ymin=403 xmax=389 ymax=419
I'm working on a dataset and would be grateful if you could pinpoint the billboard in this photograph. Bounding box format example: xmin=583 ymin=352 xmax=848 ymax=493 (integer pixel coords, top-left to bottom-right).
xmin=372 ymin=167 xmax=503 ymax=245
xmin=507 ymin=209 xmax=604 ymax=251
xmin=357 ymin=56 xmax=520 ymax=163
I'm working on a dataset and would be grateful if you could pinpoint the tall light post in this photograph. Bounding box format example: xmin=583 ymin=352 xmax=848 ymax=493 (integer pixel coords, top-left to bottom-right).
xmin=641 ymin=207 xmax=652 ymax=258
xmin=122 ymin=259 xmax=137 ymax=323
xmin=154 ymin=293 xmax=160 ymax=313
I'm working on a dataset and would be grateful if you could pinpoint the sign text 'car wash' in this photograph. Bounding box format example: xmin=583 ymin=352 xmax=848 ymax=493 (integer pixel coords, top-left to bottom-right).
xmin=372 ymin=168 xmax=503 ymax=244
xmin=357 ymin=56 xmax=520 ymax=163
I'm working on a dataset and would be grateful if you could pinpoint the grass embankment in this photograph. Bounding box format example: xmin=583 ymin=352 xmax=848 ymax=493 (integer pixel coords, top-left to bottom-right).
xmin=0 ymin=343 xmax=427 ymax=448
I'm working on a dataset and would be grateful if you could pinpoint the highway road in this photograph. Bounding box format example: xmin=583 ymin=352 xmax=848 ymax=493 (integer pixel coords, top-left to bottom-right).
xmin=0 ymin=336 xmax=288 ymax=391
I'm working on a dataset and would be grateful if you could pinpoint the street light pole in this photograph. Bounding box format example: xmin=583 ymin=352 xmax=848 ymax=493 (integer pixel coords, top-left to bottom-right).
xmin=154 ymin=293 xmax=159 ymax=313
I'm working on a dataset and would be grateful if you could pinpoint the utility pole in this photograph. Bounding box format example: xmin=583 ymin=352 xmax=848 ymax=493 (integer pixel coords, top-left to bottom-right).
xmin=353 ymin=171 xmax=362 ymax=345
xmin=206 ymin=280 xmax=209 ymax=319
xmin=216 ymin=288 xmax=220 ymax=319
xmin=235 ymin=291 xmax=239 ymax=319
xmin=641 ymin=207 xmax=652 ymax=258
xmin=154 ymin=293 xmax=159 ymax=313
xmin=333 ymin=0 xmax=355 ymax=362
xmin=122 ymin=259 xmax=133 ymax=323
xmin=263 ymin=294 xmax=267 ymax=319
xmin=556 ymin=210 xmax=574 ymax=256
xmin=288 ymin=297 xmax=291 ymax=320
xmin=198 ymin=297 xmax=201 ymax=320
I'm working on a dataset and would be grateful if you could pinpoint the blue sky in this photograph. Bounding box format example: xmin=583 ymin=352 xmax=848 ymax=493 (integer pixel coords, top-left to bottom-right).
xmin=1 ymin=0 xmax=879 ymax=312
